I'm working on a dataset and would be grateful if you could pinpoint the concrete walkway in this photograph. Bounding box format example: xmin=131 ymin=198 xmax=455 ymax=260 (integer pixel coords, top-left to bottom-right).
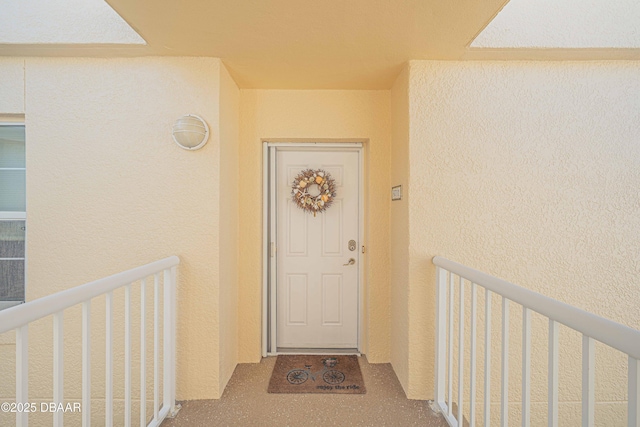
xmin=162 ymin=356 xmax=447 ymax=427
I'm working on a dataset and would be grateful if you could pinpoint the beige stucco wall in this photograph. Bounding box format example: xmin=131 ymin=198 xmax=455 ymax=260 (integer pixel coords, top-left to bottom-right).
xmin=218 ymin=64 xmax=240 ymax=396
xmin=0 ymin=0 xmax=145 ymax=45
xmin=471 ymin=0 xmax=640 ymax=49
xmin=390 ymin=65 xmax=411 ymax=393
xmin=0 ymin=58 xmax=24 ymax=114
xmin=0 ymin=57 xmax=241 ymax=425
xmin=404 ymin=60 xmax=640 ymax=424
xmin=2 ymin=53 xmax=638 ymax=426
xmin=238 ymin=90 xmax=391 ymax=363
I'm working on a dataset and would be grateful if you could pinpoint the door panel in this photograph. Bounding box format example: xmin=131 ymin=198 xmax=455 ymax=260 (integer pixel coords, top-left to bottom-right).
xmin=321 ymin=274 xmax=343 ymax=325
xmin=286 ymin=274 xmax=308 ymax=325
xmin=286 ymin=200 xmax=308 ymax=256
xmin=276 ymin=149 xmax=359 ymax=349
xmin=321 ymin=200 xmax=343 ymax=256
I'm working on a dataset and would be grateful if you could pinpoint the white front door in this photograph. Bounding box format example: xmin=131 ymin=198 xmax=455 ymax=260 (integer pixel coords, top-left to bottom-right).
xmin=275 ymin=149 xmax=359 ymax=349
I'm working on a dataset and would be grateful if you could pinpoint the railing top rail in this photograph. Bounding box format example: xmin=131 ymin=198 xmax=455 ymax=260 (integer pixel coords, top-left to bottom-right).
xmin=0 ymin=256 xmax=179 ymax=335
xmin=433 ymin=256 xmax=640 ymax=360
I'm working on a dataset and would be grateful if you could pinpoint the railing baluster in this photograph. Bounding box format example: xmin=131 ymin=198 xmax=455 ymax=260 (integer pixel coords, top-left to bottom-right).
xmin=82 ymin=301 xmax=91 ymax=427
xmin=435 ymin=266 xmax=447 ymax=408
xmin=53 ymin=312 xmax=64 ymax=427
xmin=470 ymin=283 xmax=477 ymax=427
xmin=448 ymin=272 xmax=454 ymax=416
xmin=141 ymin=279 xmax=147 ymax=426
xmin=458 ymin=277 xmax=465 ymax=423
xmin=169 ymin=266 xmax=178 ymax=414
xmin=548 ymin=320 xmax=559 ymax=427
xmin=629 ymin=356 xmax=640 ymax=427
xmin=16 ymin=325 xmax=28 ymax=427
xmin=154 ymin=273 xmax=160 ymax=422
xmin=164 ymin=267 xmax=177 ymax=416
xmin=164 ymin=269 xmax=171 ymax=414
xmin=106 ymin=292 xmax=113 ymax=427
xmin=522 ymin=307 xmax=531 ymax=427
xmin=124 ymin=284 xmax=131 ymax=427
xmin=501 ymin=297 xmax=510 ymax=427
xmin=582 ymin=336 xmax=595 ymax=427
xmin=484 ymin=289 xmax=492 ymax=427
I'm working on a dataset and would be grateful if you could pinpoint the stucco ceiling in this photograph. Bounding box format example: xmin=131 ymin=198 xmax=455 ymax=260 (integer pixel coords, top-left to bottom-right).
xmin=111 ymin=0 xmax=511 ymax=89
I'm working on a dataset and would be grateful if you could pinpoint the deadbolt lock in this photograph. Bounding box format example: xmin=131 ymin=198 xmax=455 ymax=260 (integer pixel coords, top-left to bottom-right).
xmin=348 ymin=240 xmax=357 ymax=251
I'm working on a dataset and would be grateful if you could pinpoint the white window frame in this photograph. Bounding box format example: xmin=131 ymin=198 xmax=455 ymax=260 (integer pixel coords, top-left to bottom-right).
xmin=0 ymin=121 xmax=26 ymax=309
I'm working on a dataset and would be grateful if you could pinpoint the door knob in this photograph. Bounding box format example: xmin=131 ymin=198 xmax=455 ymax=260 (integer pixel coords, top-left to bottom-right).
xmin=343 ymin=258 xmax=356 ymax=266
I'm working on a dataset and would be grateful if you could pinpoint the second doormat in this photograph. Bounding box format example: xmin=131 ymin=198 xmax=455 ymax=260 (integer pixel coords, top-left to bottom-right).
xmin=267 ymin=355 xmax=366 ymax=394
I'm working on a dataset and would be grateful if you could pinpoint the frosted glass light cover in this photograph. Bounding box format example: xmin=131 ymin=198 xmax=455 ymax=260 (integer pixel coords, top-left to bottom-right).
xmin=172 ymin=115 xmax=209 ymax=150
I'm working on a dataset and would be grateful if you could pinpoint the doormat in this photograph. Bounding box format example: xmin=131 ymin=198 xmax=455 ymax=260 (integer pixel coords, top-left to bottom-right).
xmin=268 ymin=355 xmax=366 ymax=394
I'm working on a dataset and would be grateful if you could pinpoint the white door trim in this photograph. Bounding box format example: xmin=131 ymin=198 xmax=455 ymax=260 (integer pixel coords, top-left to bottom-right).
xmin=262 ymin=141 xmax=364 ymax=356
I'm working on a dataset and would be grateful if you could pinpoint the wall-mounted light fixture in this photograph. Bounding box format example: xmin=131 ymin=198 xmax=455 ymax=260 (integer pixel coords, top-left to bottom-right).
xmin=172 ymin=114 xmax=209 ymax=150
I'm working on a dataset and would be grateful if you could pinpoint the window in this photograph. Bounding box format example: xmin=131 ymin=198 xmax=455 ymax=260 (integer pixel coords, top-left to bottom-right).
xmin=0 ymin=123 xmax=25 ymax=309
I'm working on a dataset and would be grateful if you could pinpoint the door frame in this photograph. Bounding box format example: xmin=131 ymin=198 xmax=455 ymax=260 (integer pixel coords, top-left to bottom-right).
xmin=262 ymin=141 xmax=365 ymax=356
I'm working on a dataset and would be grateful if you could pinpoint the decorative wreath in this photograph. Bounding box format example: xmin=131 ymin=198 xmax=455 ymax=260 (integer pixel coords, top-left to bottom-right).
xmin=291 ymin=169 xmax=337 ymax=216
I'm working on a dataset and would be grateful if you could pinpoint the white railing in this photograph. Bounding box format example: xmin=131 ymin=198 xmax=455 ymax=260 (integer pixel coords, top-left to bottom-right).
xmin=433 ymin=256 xmax=640 ymax=427
xmin=0 ymin=256 xmax=180 ymax=427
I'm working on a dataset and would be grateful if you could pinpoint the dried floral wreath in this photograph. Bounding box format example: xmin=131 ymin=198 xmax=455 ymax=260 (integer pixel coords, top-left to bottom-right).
xmin=291 ymin=169 xmax=337 ymax=216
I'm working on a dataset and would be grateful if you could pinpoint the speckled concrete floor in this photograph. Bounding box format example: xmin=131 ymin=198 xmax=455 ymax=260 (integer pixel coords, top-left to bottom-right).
xmin=161 ymin=356 xmax=447 ymax=427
